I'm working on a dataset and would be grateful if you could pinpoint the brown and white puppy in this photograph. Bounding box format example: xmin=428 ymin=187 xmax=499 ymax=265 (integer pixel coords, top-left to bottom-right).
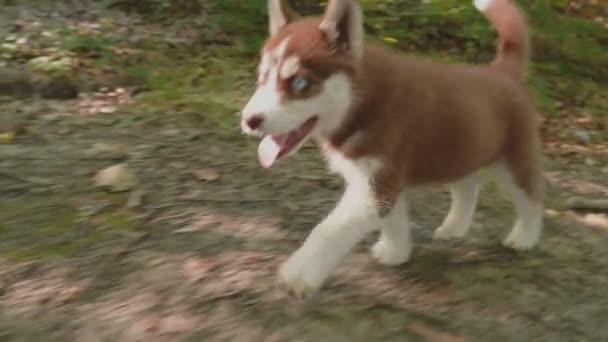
xmin=240 ymin=0 xmax=543 ymax=297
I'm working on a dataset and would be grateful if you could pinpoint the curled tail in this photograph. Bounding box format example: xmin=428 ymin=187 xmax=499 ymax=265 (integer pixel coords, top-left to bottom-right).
xmin=474 ymin=0 xmax=531 ymax=81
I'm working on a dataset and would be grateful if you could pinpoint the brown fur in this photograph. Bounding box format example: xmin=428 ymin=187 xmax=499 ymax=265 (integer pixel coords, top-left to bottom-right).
xmin=262 ymin=0 xmax=542 ymax=215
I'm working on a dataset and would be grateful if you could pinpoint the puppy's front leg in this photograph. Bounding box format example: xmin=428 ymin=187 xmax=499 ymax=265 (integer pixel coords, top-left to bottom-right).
xmin=277 ymin=183 xmax=381 ymax=298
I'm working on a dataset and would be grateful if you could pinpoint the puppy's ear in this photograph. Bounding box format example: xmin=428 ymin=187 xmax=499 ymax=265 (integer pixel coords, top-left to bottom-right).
xmin=268 ymin=0 xmax=298 ymax=35
xmin=319 ymin=0 xmax=364 ymax=59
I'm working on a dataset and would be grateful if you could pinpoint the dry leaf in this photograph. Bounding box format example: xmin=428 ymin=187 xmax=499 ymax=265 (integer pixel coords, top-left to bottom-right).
xmin=99 ymin=106 xmax=117 ymax=114
xmin=0 ymin=132 xmax=15 ymax=144
xmin=183 ymin=257 xmax=216 ymax=283
xmin=158 ymin=313 xmax=198 ymax=334
xmin=580 ymin=213 xmax=608 ymax=230
xmin=192 ymin=168 xmax=220 ymax=182
xmin=172 ymin=225 xmax=201 ymax=234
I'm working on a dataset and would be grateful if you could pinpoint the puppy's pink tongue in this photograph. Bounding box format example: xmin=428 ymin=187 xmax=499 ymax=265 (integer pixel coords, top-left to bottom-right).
xmin=258 ymin=136 xmax=280 ymax=168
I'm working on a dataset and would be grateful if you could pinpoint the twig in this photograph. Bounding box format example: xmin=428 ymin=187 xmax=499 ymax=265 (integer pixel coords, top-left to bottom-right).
xmin=564 ymin=196 xmax=608 ymax=211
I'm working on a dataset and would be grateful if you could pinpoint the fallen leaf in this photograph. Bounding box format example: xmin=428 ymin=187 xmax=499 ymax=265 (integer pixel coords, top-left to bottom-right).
xmin=580 ymin=213 xmax=608 ymax=230
xmin=0 ymin=132 xmax=15 ymax=144
xmin=99 ymin=106 xmax=117 ymax=114
xmin=192 ymin=168 xmax=220 ymax=182
xmin=158 ymin=313 xmax=198 ymax=334
xmin=544 ymin=209 xmax=560 ymax=218
xmin=183 ymin=257 xmax=216 ymax=283
xmin=172 ymin=225 xmax=201 ymax=234
xmin=93 ymin=164 xmax=138 ymax=192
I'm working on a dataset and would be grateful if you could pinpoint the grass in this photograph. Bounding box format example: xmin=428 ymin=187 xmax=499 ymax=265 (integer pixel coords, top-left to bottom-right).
xmin=118 ymin=0 xmax=606 ymax=118
xmin=0 ymin=194 xmax=141 ymax=260
xmin=5 ymin=0 xmax=605 ymax=121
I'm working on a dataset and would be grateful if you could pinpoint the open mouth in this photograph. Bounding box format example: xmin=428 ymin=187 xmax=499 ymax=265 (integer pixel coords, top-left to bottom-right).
xmin=257 ymin=116 xmax=318 ymax=168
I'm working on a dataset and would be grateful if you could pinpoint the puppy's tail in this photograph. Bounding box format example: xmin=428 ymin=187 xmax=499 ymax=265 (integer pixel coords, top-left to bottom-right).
xmin=474 ymin=0 xmax=531 ymax=81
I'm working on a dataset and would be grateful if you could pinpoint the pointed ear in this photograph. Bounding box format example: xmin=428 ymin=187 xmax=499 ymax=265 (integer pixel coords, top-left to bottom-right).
xmin=268 ymin=0 xmax=298 ymax=35
xmin=319 ymin=0 xmax=364 ymax=59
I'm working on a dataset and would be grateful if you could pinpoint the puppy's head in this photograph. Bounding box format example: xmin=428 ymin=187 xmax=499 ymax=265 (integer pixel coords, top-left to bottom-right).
xmin=240 ymin=0 xmax=364 ymax=168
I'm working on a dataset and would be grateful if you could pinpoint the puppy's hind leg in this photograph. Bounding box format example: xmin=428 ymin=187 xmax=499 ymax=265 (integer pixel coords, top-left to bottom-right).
xmin=494 ymin=140 xmax=544 ymax=250
xmin=433 ymin=173 xmax=481 ymax=240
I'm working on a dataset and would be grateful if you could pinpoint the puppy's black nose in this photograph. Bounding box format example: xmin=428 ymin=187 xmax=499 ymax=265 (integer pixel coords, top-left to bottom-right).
xmin=245 ymin=115 xmax=264 ymax=130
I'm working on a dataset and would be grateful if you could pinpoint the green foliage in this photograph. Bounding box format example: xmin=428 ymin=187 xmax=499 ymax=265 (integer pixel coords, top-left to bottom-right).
xmin=63 ymin=34 xmax=116 ymax=55
xmin=98 ymin=0 xmax=607 ymax=120
xmin=99 ymin=0 xmax=203 ymax=17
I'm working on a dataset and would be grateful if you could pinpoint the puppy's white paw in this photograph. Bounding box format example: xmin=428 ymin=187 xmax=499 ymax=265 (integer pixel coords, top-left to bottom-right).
xmin=371 ymin=240 xmax=411 ymax=266
xmin=433 ymin=224 xmax=468 ymax=241
xmin=502 ymin=226 xmax=540 ymax=250
xmin=276 ymin=254 xmax=324 ymax=299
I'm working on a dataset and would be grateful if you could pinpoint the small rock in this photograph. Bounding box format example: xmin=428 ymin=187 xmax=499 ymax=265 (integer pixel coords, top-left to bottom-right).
xmin=192 ymin=168 xmax=220 ymax=182
xmin=544 ymin=209 xmax=559 ymax=218
xmin=84 ymin=142 xmax=127 ymax=160
xmin=94 ymin=164 xmax=138 ymax=192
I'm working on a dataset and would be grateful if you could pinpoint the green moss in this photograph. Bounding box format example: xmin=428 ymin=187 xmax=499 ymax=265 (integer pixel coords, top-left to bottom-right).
xmin=0 ymin=196 xmax=139 ymax=260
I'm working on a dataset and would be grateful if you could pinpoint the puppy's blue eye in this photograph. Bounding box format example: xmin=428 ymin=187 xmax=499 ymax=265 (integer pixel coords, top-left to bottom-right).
xmin=291 ymin=77 xmax=308 ymax=91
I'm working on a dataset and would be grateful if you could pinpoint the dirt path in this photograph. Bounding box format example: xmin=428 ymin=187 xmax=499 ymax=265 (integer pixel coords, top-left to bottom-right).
xmin=1 ymin=96 xmax=607 ymax=341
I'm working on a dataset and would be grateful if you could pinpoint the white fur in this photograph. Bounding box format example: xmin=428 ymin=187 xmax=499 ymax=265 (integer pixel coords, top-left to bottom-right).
xmin=257 ymin=53 xmax=271 ymax=81
xmin=319 ymin=0 xmax=364 ymax=60
xmin=278 ymin=152 xmax=383 ymax=296
xmin=474 ymin=0 xmax=495 ymax=11
xmin=279 ymin=55 xmax=301 ymax=79
xmin=371 ymin=192 xmax=412 ymax=265
xmin=242 ymin=32 xmax=353 ymax=143
xmin=493 ymin=163 xmax=543 ymax=250
xmin=268 ymin=0 xmax=289 ymax=34
xmin=433 ymin=174 xmax=481 ymax=240
xmin=242 ymin=71 xmax=353 ymax=144
xmin=274 ymin=37 xmax=290 ymax=58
